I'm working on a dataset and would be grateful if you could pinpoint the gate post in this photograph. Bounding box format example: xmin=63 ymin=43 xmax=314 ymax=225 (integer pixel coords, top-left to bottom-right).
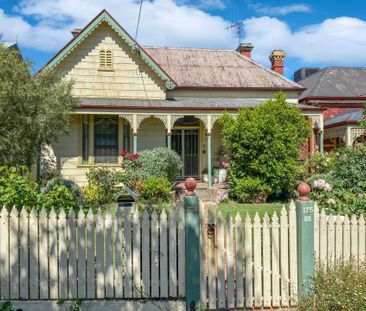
xmin=296 ymin=182 xmax=315 ymax=298
xmin=184 ymin=178 xmax=201 ymax=311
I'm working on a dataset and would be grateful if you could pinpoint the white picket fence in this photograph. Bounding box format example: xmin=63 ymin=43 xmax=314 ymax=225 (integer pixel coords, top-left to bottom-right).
xmin=314 ymin=203 xmax=366 ymax=265
xmin=200 ymin=201 xmax=299 ymax=310
xmin=0 ymin=205 xmax=186 ymax=301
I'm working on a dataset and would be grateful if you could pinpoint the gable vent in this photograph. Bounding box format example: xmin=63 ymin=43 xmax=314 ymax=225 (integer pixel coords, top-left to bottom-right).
xmin=99 ymin=49 xmax=113 ymax=70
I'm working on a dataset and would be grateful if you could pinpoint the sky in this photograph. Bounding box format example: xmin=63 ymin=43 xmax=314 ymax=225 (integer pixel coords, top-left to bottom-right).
xmin=1 ymin=0 xmax=366 ymax=79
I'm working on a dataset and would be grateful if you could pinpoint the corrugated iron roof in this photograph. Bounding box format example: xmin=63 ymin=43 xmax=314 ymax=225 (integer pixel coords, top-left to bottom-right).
xmin=78 ymin=97 xmax=316 ymax=110
xmin=299 ymin=67 xmax=366 ymax=99
xmin=144 ymin=46 xmax=303 ymax=90
xmin=325 ymin=108 xmax=364 ymax=127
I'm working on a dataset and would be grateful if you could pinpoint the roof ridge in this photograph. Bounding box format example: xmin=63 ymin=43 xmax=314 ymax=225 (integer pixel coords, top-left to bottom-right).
xmin=144 ymin=45 xmax=238 ymax=52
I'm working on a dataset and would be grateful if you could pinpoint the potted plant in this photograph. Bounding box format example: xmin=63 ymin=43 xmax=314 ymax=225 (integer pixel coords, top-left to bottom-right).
xmin=201 ymin=168 xmax=209 ymax=182
xmin=218 ymin=160 xmax=229 ymax=183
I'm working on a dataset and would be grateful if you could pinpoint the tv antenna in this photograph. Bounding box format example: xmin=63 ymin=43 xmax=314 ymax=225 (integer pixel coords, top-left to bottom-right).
xmin=226 ymin=20 xmax=244 ymax=45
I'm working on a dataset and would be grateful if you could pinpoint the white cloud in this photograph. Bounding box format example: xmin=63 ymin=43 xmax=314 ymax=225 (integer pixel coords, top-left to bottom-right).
xmin=253 ymin=3 xmax=311 ymax=16
xmin=0 ymin=0 xmax=366 ymax=68
xmin=241 ymin=16 xmax=366 ymax=65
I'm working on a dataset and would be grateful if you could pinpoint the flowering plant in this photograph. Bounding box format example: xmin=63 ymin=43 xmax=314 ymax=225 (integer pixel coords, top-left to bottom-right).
xmin=216 ymin=191 xmax=228 ymax=203
xmin=313 ymin=179 xmax=332 ymax=192
xmin=120 ymin=150 xmax=142 ymax=170
xmin=221 ymin=160 xmax=229 ymax=169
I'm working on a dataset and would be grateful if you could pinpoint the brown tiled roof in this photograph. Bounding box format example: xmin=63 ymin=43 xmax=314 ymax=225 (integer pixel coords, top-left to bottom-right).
xmin=144 ymin=46 xmax=303 ymax=90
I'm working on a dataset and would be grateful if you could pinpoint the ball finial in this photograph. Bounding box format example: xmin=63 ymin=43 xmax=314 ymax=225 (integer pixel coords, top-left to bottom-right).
xmin=185 ymin=178 xmax=197 ymax=196
xmin=298 ymin=182 xmax=311 ymax=201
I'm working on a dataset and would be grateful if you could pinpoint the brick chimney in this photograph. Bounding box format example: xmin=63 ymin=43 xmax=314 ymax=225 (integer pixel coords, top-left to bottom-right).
xmin=237 ymin=43 xmax=254 ymax=58
xmin=71 ymin=28 xmax=83 ymax=37
xmin=269 ymin=50 xmax=286 ymax=75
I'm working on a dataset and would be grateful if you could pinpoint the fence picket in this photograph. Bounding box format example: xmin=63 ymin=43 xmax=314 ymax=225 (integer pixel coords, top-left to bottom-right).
xmin=244 ymin=213 xmax=253 ymax=308
xmin=19 ymin=209 xmax=29 ymax=300
xmin=351 ymin=215 xmax=358 ymax=260
xmin=114 ymin=209 xmax=123 ymax=298
xmin=253 ymin=213 xmax=262 ymax=308
xmin=105 ymin=211 xmax=113 ymax=298
xmin=177 ymin=203 xmax=185 ymax=296
xmin=132 ymin=208 xmax=141 ymax=298
xmin=280 ymin=207 xmax=289 ymax=307
xmin=68 ymin=209 xmax=77 ymax=299
xmin=151 ymin=211 xmax=159 ymax=298
xmin=271 ymin=212 xmax=280 ymax=308
xmin=39 ymin=208 xmax=49 ymax=299
xmin=343 ymin=216 xmax=351 ymax=260
xmin=289 ymin=202 xmax=298 ymax=306
xmin=9 ymin=208 xmax=19 ymax=299
xmin=0 ymin=208 xmax=9 ymax=299
xmin=314 ymin=203 xmax=319 ymax=260
xmin=169 ymin=207 xmax=177 ymax=298
xmin=359 ymin=215 xmax=366 ymax=263
xmin=29 ymin=208 xmax=38 ymax=299
xmin=48 ymin=208 xmax=58 ymax=299
xmin=207 ymin=206 xmax=216 ymax=310
xmin=235 ymin=213 xmax=244 ymax=309
xmin=319 ymin=210 xmax=327 ymax=265
xmin=226 ymin=214 xmax=235 ymax=309
xmin=335 ymin=215 xmax=343 ymax=260
xmin=86 ymin=209 xmax=95 ymax=299
xmin=58 ymin=209 xmax=67 ymax=299
xmin=77 ymin=210 xmax=86 ymax=299
xmin=160 ymin=210 xmax=168 ymax=298
xmin=124 ymin=207 xmax=132 ymax=298
xmin=217 ymin=212 xmax=225 ymax=309
xmin=96 ymin=210 xmax=105 ymax=298
xmin=141 ymin=210 xmax=150 ymax=298
xmin=327 ymin=216 xmax=335 ymax=264
xmin=262 ymin=213 xmax=271 ymax=307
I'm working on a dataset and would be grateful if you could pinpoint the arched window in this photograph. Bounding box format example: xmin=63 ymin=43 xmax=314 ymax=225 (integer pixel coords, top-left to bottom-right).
xmin=99 ymin=49 xmax=113 ymax=69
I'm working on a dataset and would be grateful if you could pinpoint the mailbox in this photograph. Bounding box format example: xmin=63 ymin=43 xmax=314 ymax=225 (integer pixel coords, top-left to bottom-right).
xmin=117 ymin=186 xmax=137 ymax=211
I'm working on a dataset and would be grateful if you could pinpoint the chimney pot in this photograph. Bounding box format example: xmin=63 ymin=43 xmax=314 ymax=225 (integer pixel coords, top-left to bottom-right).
xmin=71 ymin=28 xmax=83 ymax=37
xmin=269 ymin=49 xmax=286 ymax=75
xmin=237 ymin=43 xmax=254 ymax=58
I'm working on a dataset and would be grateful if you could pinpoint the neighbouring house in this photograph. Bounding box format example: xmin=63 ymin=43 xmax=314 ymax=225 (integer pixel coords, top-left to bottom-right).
xmin=41 ymin=10 xmax=324 ymax=186
xmin=297 ymin=67 xmax=366 ymax=151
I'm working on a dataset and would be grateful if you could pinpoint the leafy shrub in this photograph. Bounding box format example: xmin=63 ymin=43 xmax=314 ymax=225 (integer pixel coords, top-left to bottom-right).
xmin=303 ymin=151 xmax=337 ymax=176
xmin=220 ymin=92 xmax=311 ymax=198
xmin=308 ymin=144 xmax=366 ymax=215
xmin=298 ymin=261 xmax=366 ymax=311
xmin=83 ymin=168 xmax=121 ymax=205
xmin=0 ymin=166 xmax=38 ymax=208
xmin=140 ymin=177 xmax=172 ymax=204
xmin=41 ymin=176 xmax=83 ymax=202
xmin=38 ymin=185 xmax=78 ymax=213
xmin=233 ymin=177 xmax=271 ymax=204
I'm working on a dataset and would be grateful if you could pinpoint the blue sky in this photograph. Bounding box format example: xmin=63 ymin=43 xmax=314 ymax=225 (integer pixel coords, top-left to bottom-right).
xmin=1 ymin=0 xmax=366 ymax=79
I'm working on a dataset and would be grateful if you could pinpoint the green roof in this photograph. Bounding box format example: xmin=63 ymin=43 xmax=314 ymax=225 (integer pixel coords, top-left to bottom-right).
xmin=44 ymin=10 xmax=176 ymax=90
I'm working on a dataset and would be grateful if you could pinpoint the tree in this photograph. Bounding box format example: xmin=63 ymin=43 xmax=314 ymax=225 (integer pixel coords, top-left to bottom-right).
xmin=0 ymin=45 xmax=78 ymax=167
xmin=220 ymin=92 xmax=311 ymax=199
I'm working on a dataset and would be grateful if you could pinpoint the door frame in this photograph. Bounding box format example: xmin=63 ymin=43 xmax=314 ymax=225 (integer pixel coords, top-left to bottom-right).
xmin=172 ymin=126 xmax=201 ymax=179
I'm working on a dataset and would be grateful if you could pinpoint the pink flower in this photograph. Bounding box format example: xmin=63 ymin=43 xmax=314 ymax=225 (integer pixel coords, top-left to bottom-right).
xmin=120 ymin=150 xmax=128 ymax=157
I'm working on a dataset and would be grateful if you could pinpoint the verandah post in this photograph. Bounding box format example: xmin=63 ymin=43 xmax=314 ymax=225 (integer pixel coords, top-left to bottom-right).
xmin=296 ymin=182 xmax=315 ymax=298
xmin=184 ymin=178 xmax=201 ymax=310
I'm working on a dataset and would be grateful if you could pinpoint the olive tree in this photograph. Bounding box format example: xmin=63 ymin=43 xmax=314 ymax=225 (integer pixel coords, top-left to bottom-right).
xmin=0 ymin=45 xmax=78 ymax=167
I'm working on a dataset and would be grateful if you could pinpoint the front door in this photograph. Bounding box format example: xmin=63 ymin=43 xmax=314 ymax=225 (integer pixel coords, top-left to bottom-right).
xmin=172 ymin=129 xmax=199 ymax=178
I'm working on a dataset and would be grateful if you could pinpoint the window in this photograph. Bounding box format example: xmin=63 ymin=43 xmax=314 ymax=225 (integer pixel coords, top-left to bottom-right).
xmin=82 ymin=115 xmax=89 ymax=164
xmin=99 ymin=49 xmax=113 ymax=70
xmin=94 ymin=116 xmax=118 ymax=163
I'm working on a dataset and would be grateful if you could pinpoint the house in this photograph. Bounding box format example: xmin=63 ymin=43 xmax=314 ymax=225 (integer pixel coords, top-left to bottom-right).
xmin=42 ymin=10 xmax=324 ymax=186
xmin=297 ymin=67 xmax=366 ymax=151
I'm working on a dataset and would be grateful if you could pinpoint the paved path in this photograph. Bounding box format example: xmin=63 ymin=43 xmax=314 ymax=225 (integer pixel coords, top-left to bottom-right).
xmin=173 ymin=181 xmax=228 ymax=201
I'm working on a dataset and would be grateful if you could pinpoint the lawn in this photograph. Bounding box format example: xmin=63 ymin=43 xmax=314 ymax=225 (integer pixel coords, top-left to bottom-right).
xmin=216 ymin=201 xmax=286 ymax=219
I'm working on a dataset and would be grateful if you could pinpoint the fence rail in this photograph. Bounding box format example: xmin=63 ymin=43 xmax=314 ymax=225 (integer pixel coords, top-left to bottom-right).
xmin=0 ymin=205 xmax=186 ymax=301
xmin=200 ymin=201 xmax=299 ymax=310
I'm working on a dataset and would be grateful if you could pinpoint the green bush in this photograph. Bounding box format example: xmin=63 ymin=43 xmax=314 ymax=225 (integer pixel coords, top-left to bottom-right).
xmin=0 ymin=166 xmax=38 ymax=208
xmin=298 ymin=261 xmax=366 ymax=311
xmin=38 ymin=185 xmax=78 ymax=213
xmin=41 ymin=176 xmax=83 ymax=203
xmin=140 ymin=177 xmax=172 ymax=205
xmin=303 ymin=151 xmax=337 ymax=176
xmin=220 ymin=92 xmax=311 ymax=199
xmin=233 ymin=177 xmax=271 ymax=203
xmin=309 ymin=144 xmax=366 ymax=215
xmin=83 ymin=168 xmax=121 ymax=205
xmin=138 ymin=147 xmax=182 ymax=181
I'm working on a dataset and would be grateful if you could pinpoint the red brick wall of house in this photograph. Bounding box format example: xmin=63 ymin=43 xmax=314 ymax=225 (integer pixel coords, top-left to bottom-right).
xmin=324 ymin=107 xmax=350 ymax=119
